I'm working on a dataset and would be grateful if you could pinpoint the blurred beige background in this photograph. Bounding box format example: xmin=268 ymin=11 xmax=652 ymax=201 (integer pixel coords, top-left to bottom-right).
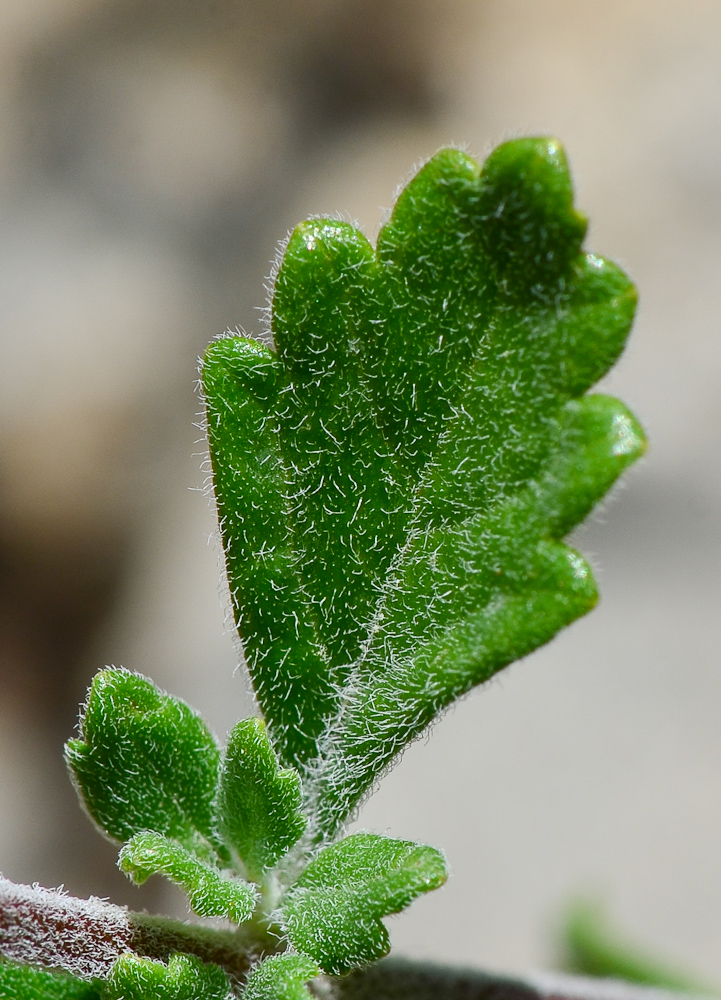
xmin=2 ymin=0 xmax=721 ymax=984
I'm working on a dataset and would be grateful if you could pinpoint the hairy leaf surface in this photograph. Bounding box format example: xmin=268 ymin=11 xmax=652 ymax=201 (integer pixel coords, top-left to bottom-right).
xmin=282 ymin=833 xmax=447 ymax=975
xmin=217 ymin=718 xmax=306 ymax=879
xmin=119 ymin=832 xmax=257 ymax=923
xmin=242 ymin=955 xmax=319 ymax=1000
xmin=0 ymin=959 xmax=101 ymax=1000
xmin=203 ymin=137 xmax=645 ymax=835
xmin=103 ymin=954 xmax=231 ymax=1000
xmin=66 ymin=669 xmax=220 ymax=855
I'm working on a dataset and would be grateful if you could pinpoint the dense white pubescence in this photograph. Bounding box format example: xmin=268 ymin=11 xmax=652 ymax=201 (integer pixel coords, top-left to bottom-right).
xmin=0 ymin=875 xmax=132 ymax=980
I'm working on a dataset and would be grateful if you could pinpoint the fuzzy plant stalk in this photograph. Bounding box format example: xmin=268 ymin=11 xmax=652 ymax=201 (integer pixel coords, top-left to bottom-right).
xmin=0 ymin=137 xmax=645 ymax=1000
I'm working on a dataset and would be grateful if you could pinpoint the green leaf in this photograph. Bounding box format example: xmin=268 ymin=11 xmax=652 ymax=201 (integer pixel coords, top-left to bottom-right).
xmin=0 ymin=958 xmax=101 ymax=1000
xmin=102 ymin=954 xmax=231 ymax=1000
xmin=282 ymin=833 xmax=447 ymax=975
xmin=242 ymin=955 xmax=319 ymax=1000
xmin=202 ymin=338 xmax=334 ymax=768
xmin=562 ymin=901 xmax=719 ymax=994
xmin=119 ymin=831 xmax=257 ymax=923
xmin=216 ymin=718 xmax=306 ymax=879
xmin=311 ymin=395 xmax=643 ymax=833
xmin=66 ymin=669 xmax=220 ymax=856
xmin=203 ymin=138 xmax=645 ymax=834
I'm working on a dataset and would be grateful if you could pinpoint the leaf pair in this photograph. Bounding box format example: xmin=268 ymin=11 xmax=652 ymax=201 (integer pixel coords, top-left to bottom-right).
xmin=66 ymin=669 xmax=305 ymax=920
xmin=0 ymin=953 xmax=315 ymax=1000
xmin=66 ymin=669 xmax=446 ymax=978
xmin=203 ymin=136 xmax=645 ymax=839
xmin=104 ymin=954 xmax=231 ymax=1000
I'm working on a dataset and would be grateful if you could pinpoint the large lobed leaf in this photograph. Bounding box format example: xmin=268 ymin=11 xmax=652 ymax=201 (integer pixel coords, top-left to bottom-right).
xmin=204 ymin=137 xmax=645 ymax=837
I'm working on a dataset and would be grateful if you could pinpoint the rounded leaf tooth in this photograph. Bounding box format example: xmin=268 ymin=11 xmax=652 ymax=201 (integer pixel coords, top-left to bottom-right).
xmin=477 ymin=137 xmax=587 ymax=300
xmin=203 ymin=336 xmax=334 ymax=769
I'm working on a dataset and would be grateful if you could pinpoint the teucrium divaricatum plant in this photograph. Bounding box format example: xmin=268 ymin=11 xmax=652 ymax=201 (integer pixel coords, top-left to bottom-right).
xmin=0 ymin=137 xmax=645 ymax=1000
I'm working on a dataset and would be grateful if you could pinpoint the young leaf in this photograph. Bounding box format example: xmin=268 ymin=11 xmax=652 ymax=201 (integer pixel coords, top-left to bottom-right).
xmin=119 ymin=832 xmax=257 ymax=924
xmin=102 ymin=953 xmax=231 ymax=1000
xmin=217 ymin=718 xmax=306 ymax=879
xmin=281 ymin=832 xmax=447 ymax=975
xmin=203 ymin=138 xmax=645 ymax=835
xmin=242 ymin=955 xmax=319 ymax=1000
xmin=66 ymin=669 xmax=220 ymax=856
xmin=0 ymin=958 xmax=101 ymax=1000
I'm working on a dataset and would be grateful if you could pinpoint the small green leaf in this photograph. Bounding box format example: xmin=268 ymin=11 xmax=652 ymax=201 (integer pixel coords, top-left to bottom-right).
xmin=282 ymin=833 xmax=447 ymax=975
xmin=102 ymin=954 xmax=231 ymax=1000
xmin=242 ymin=955 xmax=319 ymax=1000
xmin=0 ymin=958 xmax=101 ymax=1000
xmin=66 ymin=669 xmax=220 ymax=855
xmin=119 ymin=832 xmax=257 ymax=924
xmin=217 ymin=718 xmax=306 ymax=879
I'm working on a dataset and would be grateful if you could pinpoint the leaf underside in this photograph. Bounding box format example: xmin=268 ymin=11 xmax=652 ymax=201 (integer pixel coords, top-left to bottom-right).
xmin=204 ymin=137 xmax=645 ymax=838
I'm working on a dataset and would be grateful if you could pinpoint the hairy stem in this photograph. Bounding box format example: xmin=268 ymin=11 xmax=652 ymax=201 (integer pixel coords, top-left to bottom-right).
xmin=0 ymin=875 xmax=266 ymax=982
xmin=1 ymin=878 xmax=706 ymax=1000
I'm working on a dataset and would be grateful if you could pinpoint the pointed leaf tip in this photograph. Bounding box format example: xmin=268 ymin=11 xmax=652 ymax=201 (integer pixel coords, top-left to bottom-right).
xmin=217 ymin=718 xmax=306 ymax=879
